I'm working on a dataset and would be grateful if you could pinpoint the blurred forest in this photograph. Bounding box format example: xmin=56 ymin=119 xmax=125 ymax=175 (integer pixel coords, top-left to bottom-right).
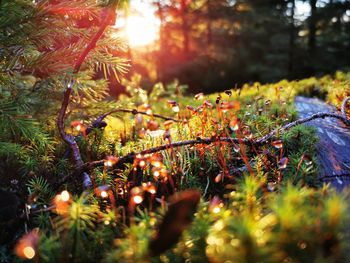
xmin=123 ymin=0 xmax=350 ymax=93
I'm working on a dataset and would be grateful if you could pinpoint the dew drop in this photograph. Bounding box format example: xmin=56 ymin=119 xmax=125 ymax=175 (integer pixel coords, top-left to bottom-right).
xmin=215 ymin=173 xmax=223 ymax=183
xmin=298 ymin=241 xmax=307 ymax=250
xmin=272 ymin=140 xmax=283 ymax=149
xmin=267 ymin=182 xmax=277 ymax=192
xmin=278 ymin=157 xmax=289 ymax=170
xmin=233 ymin=146 xmax=240 ymax=153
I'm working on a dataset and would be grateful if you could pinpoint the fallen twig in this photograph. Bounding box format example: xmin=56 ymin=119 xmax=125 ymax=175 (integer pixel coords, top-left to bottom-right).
xmin=94 ymin=108 xmax=179 ymax=124
xmin=256 ymin=110 xmax=350 ymax=144
xmin=341 ymin=97 xmax=350 ymax=119
xmin=83 ymin=98 xmax=350 ymax=172
xmin=83 ymin=107 xmax=178 ymax=137
xmin=83 ymin=137 xmax=246 ymax=171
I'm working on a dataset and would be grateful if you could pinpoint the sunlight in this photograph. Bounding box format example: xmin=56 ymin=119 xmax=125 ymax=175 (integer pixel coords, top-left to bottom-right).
xmin=125 ymin=15 xmax=160 ymax=47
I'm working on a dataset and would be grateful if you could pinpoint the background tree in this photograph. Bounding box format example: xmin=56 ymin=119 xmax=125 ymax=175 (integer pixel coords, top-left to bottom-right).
xmin=130 ymin=0 xmax=350 ymax=93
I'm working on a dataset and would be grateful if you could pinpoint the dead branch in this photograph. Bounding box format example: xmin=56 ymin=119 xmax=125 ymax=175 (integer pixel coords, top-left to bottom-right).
xmin=87 ymin=108 xmax=179 ymax=133
xmin=82 ymin=97 xmax=350 ymax=172
xmin=341 ymin=97 xmax=350 ymax=120
xmin=95 ymin=108 xmax=179 ymax=123
xmin=256 ymin=111 xmax=350 ymax=144
xmin=84 ymin=137 xmax=246 ymax=170
xmin=57 ymin=79 xmax=85 ymax=167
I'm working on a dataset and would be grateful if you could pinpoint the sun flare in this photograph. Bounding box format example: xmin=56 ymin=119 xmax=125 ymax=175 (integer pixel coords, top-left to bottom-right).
xmin=125 ymin=15 xmax=160 ymax=47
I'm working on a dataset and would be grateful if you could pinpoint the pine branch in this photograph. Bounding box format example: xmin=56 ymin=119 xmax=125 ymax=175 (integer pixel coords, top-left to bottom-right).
xmin=74 ymin=8 xmax=116 ymax=72
xmin=40 ymin=0 xmax=99 ymax=20
xmin=57 ymin=7 xmax=117 ymax=171
xmin=89 ymin=50 xmax=129 ymax=82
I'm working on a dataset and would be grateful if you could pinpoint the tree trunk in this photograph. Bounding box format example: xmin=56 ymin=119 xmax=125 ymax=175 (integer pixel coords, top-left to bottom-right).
xmin=156 ymin=1 xmax=165 ymax=79
xmin=288 ymin=0 xmax=296 ymax=75
xmin=207 ymin=0 xmax=212 ymax=47
xmin=308 ymin=0 xmax=317 ymax=55
xmin=181 ymin=0 xmax=189 ymax=59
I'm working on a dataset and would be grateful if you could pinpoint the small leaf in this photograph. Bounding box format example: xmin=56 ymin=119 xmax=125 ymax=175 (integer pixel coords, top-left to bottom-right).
xmin=149 ymin=190 xmax=201 ymax=256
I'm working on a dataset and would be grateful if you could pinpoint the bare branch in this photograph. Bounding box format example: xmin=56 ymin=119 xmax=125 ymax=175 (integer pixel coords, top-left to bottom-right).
xmin=95 ymin=108 xmax=179 ymax=124
xmin=256 ymin=111 xmax=350 ymax=144
xmin=83 ymin=137 xmax=247 ymax=171
xmin=82 ymin=98 xmax=350 ymax=172
xmin=341 ymin=97 xmax=350 ymax=120
xmin=83 ymin=108 xmax=179 ymax=139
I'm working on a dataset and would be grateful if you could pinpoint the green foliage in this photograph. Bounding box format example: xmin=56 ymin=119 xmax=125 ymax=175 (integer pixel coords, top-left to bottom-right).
xmin=137 ymin=0 xmax=350 ymax=91
xmin=281 ymin=125 xmax=319 ymax=185
xmin=27 ymin=176 xmax=53 ymax=204
xmin=37 ymin=234 xmax=61 ymax=263
xmin=5 ymin=71 xmax=350 ymax=262
xmin=99 ymin=178 xmax=350 ymax=263
xmin=0 ymin=0 xmax=129 ymax=181
xmin=2 ymin=1 xmax=350 ymax=262
xmin=53 ymin=194 xmax=103 ymax=262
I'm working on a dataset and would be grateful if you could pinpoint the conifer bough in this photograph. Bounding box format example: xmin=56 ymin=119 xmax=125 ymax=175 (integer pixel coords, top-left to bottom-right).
xmin=57 ymin=4 xmax=118 ymax=186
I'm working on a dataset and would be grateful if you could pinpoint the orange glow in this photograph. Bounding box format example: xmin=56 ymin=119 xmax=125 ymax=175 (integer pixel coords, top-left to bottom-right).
xmin=153 ymin=170 xmax=160 ymax=177
xmin=124 ymin=15 xmax=160 ymax=47
xmin=53 ymin=193 xmax=70 ymax=215
xmin=148 ymin=187 xmax=157 ymax=195
xmin=133 ymin=195 xmax=143 ymax=204
xmin=15 ymin=229 xmax=39 ymax=260
xmin=139 ymin=160 xmax=146 ymax=167
xmin=23 ymin=246 xmax=35 ymax=259
xmin=104 ymin=156 xmax=118 ymax=167
xmin=71 ymin=120 xmax=86 ymax=133
xmin=60 ymin=190 xmax=70 ymax=202
xmin=212 ymin=206 xmax=221 ymax=214
xmin=100 ymin=190 xmax=108 ymax=198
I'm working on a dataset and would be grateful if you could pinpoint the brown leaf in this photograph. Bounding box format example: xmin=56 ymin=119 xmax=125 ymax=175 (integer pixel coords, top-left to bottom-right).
xmin=149 ymin=190 xmax=201 ymax=256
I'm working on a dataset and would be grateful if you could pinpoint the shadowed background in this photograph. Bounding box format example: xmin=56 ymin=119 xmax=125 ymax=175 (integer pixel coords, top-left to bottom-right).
xmin=112 ymin=0 xmax=350 ymax=94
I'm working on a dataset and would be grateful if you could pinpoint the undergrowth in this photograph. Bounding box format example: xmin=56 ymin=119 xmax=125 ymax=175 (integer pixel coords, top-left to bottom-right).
xmin=2 ymin=72 xmax=349 ymax=262
xmin=1 ymin=1 xmax=350 ymax=261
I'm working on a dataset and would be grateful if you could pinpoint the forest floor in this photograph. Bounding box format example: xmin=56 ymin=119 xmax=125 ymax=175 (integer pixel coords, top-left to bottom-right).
xmin=295 ymin=96 xmax=350 ymax=191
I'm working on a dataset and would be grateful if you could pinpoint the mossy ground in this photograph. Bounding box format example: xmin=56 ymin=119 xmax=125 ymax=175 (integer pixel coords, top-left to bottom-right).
xmin=2 ymin=72 xmax=350 ymax=262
